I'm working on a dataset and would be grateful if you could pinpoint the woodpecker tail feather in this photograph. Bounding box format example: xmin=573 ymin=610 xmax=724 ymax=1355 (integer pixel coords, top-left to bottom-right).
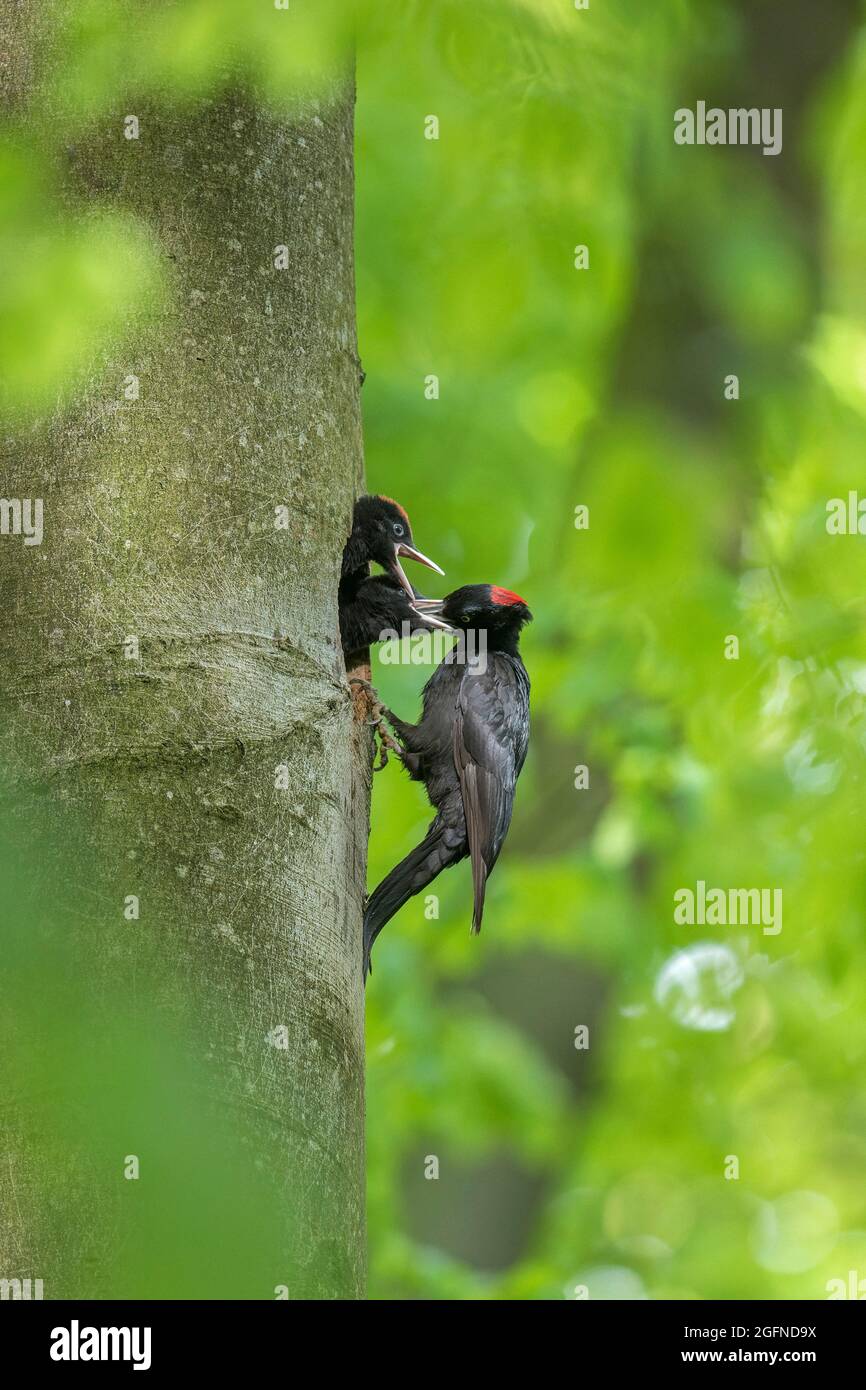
xmin=363 ymin=818 xmax=464 ymax=979
xmin=471 ymin=861 xmax=487 ymax=935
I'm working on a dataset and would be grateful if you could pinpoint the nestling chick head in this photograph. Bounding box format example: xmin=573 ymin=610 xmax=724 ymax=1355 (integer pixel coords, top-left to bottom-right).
xmin=351 ymin=495 xmax=443 ymax=596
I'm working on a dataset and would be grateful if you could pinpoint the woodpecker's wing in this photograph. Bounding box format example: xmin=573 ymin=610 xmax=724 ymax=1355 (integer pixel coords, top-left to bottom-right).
xmin=453 ymin=655 xmax=530 ymax=934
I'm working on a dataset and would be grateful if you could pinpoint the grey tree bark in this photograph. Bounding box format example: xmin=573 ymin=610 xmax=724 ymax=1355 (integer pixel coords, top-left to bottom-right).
xmin=0 ymin=40 xmax=368 ymax=1298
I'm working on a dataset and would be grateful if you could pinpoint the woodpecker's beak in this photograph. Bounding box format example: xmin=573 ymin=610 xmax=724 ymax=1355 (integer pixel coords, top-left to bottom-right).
xmin=412 ymin=609 xmax=454 ymax=632
xmin=410 ymin=598 xmax=445 ymax=613
xmin=389 ymin=542 xmax=445 ymax=599
xmin=409 ymin=597 xmax=456 ymax=632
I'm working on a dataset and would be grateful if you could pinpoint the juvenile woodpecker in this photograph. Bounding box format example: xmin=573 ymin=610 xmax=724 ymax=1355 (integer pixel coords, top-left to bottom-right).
xmin=339 ymin=495 xmax=444 ymax=659
xmin=340 ymin=573 xmax=451 ymax=655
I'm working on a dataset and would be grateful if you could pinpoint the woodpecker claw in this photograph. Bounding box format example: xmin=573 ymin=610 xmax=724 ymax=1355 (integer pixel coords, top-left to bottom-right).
xmin=349 ymin=676 xmax=379 ymax=700
xmin=349 ymin=679 xmax=405 ymax=770
xmin=372 ymin=721 xmax=404 ymax=771
xmin=349 ymin=677 xmax=384 ymax=727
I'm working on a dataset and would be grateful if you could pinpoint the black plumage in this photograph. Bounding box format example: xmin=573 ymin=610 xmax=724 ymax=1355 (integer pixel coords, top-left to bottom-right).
xmin=339 ymin=494 xmax=444 ymax=660
xmin=340 ymin=575 xmax=442 ymax=654
xmin=363 ymin=583 xmax=532 ymax=977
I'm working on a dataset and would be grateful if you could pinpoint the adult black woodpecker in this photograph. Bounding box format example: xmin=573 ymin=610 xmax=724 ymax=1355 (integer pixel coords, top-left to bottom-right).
xmin=339 ymin=494 xmax=444 ymax=658
xmin=362 ymin=583 xmax=532 ymax=977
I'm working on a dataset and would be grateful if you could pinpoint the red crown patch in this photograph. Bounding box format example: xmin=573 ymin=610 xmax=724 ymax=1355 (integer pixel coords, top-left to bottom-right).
xmin=490 ymin=586 xmax=527 ymax=607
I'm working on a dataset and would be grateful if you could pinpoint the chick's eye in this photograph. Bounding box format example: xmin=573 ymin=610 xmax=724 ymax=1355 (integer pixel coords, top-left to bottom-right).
xmin=393 ymin=522 xmax=405 ymax=537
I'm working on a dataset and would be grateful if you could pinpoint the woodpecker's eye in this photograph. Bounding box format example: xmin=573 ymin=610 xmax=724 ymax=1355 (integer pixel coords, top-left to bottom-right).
xmin=459 ymin=612 xmax=471 ymax=624
xmin=393 ymin=522 xmax=405 ymax=537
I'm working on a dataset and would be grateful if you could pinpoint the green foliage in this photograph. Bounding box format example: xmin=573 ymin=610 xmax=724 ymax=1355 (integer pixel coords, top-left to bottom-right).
xmin=4 ymin=0 xmax=866 ymax=1300
xmin=358 ymin=1 xmax=866 ymax=1299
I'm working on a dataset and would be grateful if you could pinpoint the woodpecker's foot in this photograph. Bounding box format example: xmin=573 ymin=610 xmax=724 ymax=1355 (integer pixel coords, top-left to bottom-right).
xmin=349 ymin=676 xmax=378 ymax=701
xmin=349 ymin=679 xmax=405 ymax=768
xmin=348 ymin=676 xmax=383 ymax=724
xmin=349 ymin=677 xmax=389 ymax=727
xmin=372 ymin=722 xmax=405 ymax=771
xmin=351 ymin=678 xmax=400 ymax=726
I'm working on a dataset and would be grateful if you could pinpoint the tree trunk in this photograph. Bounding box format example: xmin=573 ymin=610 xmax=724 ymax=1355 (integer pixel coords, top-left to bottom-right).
xmin=0 ymin=62 xmax=368 ymax=1297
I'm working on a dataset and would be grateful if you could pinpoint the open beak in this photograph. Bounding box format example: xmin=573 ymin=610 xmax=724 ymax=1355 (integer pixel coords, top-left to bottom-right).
xmin=389 ymin=542 xmax=445 ymax=599
xmin=410 ymin=598 xmax=445 ymax=613
xmin=412 ymin=608 xmax=454 ymax=632
xmin=409 ymin=597 xmax=455 ymax=632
